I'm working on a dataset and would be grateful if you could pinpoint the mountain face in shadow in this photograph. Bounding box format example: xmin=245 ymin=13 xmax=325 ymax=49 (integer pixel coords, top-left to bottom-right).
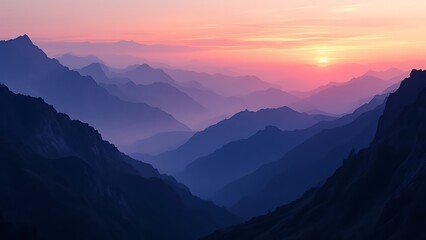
xmin=291 ymin=74 xmax=403 ymax=114
xmin=164 ymin=68 xmax=273 ymax=97
xmin=56 ymin=53 xmax=104 ymax=69
xmin=0 ymin=83 xmax=240 ymax=240
xmin=227 ymin=103 xmax=384 ymax=219
xmin=146 ymin=107 xmax=335 ymax=174
xmin=204 ymin=69 xmax=426 ymax=240
xmin=0 ymin=35 xmax=188 ymax=146
xmin=177 ymin=95 xmax=387 ymax=201
xmin=176 ymin=126 xmax=305 ymax=199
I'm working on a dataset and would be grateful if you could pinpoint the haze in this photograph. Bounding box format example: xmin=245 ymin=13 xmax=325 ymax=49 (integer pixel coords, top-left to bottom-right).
xmin=1 ymin=0 xmax=425 ymax=90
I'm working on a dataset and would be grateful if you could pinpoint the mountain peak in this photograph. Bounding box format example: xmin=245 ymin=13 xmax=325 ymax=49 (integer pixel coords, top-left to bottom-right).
xmin=85 ymin=62 xmax=104 ymax=69
xmin=135 ymin=63 xmax=152 ymax=70
xmin=7 ymin=34 xmax=33 ymax=46
xmin=409 ymin=68 xmax=425 ymax=78
xmin=376 ymin=69 xmax=426 ymax=135
xmin=0 ymin=35 xmax=49 ymax=71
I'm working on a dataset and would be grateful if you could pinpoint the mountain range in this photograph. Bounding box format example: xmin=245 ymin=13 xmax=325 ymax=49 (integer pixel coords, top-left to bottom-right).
xmin=100 ymin=81 xmax=206 ymax=124
xmin=56 ymin=53 xmax=104 ymax=69
xmin=143 ymin=107 xmax=335 ymax=174
xmin=164 ymin=68 xmax=274 ymax=97
xmin=76 ymin=62 xmax=249 ymax=129
xmin=0 ymin=83 xmax=241 ymax=240
xmin=1 ymin=34 xmax=424 ymax=240
xmin=204 ymin=70 xmax=426 ymax=239
xmin=290 ymin=71 xmax=405 ymax=114
xmin=224 ymin=102 xmax=385 ymax=218
xmin=0 ymin=35 xmax=188 ymax=147
xmin=176 ymin=94 xmax=387 ymax=201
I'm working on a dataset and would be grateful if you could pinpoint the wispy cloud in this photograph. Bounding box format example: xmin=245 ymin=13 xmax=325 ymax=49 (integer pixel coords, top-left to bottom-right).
xmin=333 ymin=4 xmax=366 ymax=13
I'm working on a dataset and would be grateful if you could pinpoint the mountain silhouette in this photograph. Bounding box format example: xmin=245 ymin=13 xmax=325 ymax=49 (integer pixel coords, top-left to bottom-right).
xmin=176 ymin=126 xmax=305 ymax=199
xmin=101 ymin=81 xmax=207 ymax=124
xmin=227 ymin=103 xmax=384 ymax=218
xmin=290 ymin=74 xmax=403 ymax=114
xmin=76 ymin=62 xmax=125 ymax=84
xmin=143 ymin=107 xmax=335 ymax=174
xmin=239 ymin=88 xmax=299 ymax=111
xmin=56 ymin=53 xmax=104 ymax=69
xmin=363 ymin=67 xmax=407 ymax=81
xmin=177 ymin=95 xmax=386 ymax=200
xmin=0 ymin=83 xmax=240 ymax=240
xmin=204 ymin=69 xmax=426 ymax=240
xmin=0 ymin=35 xmax=188 ymax=146
xmin=78 ymin=63 xmax=217 ymax=127
xmin=107 ymin=64 xmax=176 ymax=85
xmin=164 ymin=68 xmax=273 ymax=97
xmin=172 ymin=84 xmax=245 ymax=128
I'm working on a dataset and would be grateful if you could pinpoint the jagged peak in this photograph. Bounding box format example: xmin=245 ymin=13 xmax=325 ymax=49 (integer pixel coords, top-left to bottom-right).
xmin=376 ymin=68 xmax=426 ymax=135
xmin=0 ymin=34 xmax=48 ymax=61
xmin=409 ymin=68 xmax=425 ymax=78
xmin=6 ymin=34 xmax=33 ymax=45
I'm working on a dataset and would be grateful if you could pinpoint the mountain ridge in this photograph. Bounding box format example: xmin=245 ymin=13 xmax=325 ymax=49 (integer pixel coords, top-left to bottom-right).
xmin=0 ymin=82 xmax=241 ymax=240
xmin=204 ymin=69 xmax=426 ymax=240
xmin=0 ymin=35 xmax=189 ymax=146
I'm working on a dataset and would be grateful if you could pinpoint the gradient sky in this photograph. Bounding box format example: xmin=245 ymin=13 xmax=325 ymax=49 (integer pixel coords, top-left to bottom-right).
xmin=1 ymin=0 xmax=425 ymax=90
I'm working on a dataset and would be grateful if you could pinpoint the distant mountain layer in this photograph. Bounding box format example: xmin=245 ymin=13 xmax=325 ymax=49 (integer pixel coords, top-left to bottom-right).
xmin=239 ymin=88 xmax=299 ymax=111
xmin=100 ymin=81 xmax=207 ymax=124
xmin=77 ymin=63 xmax=214 ymax=128
xmin=76 ymin=62 xmax=121 ymax=84
xmin=204 ymin=70 xmax=426 ymax=240
xmin=0 ymin=35 xmax=188 ymax=146
xmin=227 ymin=103 xmax=384 ymax=219
xmin=177 ymin=94 xmax=386 ymax=201
xmin=165 ymin=68 xmax=273 ymax=97
xmin=176 ymin=126 xmax=305 ymax=199
xmin=123 ymin=131 xmax=195 ymax=155
xmin=290 ymin=74 xmax=403 ymax=114
xmin=56 ymin=53 xmax=104 ymax=69
xmin=77 ymin=64 xmax=299 ymax=128
xmin=0 ymin=83 xmax=240 ymax=240
xmin=146 ymin=107 xmax=335 ymax=174
xmin=107 ymin=64 xmax=176 ymax=85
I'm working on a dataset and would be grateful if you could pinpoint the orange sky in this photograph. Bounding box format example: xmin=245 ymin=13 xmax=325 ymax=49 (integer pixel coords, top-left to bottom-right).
xmin=1 ymin=0 xmax=425 ymax=90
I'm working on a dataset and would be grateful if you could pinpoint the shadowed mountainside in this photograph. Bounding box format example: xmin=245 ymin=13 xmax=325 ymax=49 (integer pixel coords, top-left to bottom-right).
xmin=0 ymin=83 xmax=240 ymax=240
xmin=177 ymin=94 xmax=387 ymax=201
xmin=204 ymin=69 xmax=426 ymax=240
xmin=144 ymin=107 xmax=335 ymax=174
xmin=0 ymin=35 xmax=189 ymax=146
xmin=226 ymin=102 xmax=384 ymax=218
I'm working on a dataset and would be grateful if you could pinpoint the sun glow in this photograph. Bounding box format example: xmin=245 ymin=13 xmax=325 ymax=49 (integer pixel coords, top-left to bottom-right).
xmin=318 ymin=57 xmax=329 ymax=64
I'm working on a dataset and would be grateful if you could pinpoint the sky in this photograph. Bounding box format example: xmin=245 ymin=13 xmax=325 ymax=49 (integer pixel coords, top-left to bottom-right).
xmin=1 ymin=0 xmax=425 ymax=90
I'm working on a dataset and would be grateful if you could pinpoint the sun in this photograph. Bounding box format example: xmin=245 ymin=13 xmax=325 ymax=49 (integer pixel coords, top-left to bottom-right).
xmin=317 ymin=57 xmax=329 ymax=65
